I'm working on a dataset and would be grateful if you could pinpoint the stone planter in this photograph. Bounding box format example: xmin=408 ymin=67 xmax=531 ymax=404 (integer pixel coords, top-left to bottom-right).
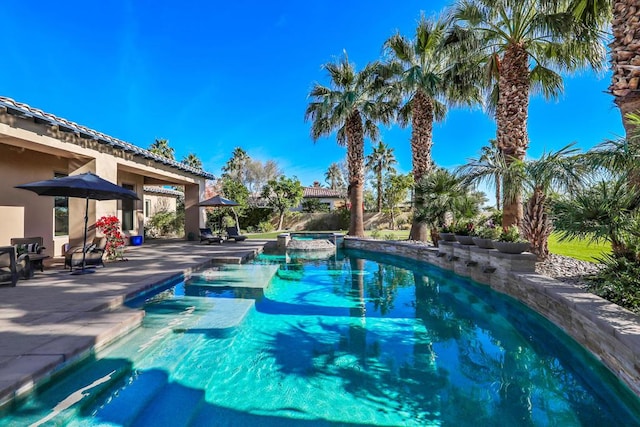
xmin=472 ymin=237 xmax=494 ymax=249
xmin=492 ymin=241 xmax=531 ymax=254
xmin=439 ymin=233 xmax=457 ymax=242
xmin=454 ymin=235 xmax=475 ymax=245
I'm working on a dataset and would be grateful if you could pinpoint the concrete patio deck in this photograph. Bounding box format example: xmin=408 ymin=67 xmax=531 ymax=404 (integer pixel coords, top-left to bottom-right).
xmin=0 ymin=238 xmax=270 ymax=410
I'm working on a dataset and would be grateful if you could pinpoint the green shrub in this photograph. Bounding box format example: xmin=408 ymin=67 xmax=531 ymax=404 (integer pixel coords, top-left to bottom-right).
xmin=475 ymin=225 xmax=502 ymax=240
xmin=586 ymin=255 xmax=640 ymax=313
xmin=302 ymin=199 xmax=330 ymax=212
xmin=384 ymin=233 xmax=395 ymax=241
xmin=258 ymin=220 xmax=275 ymax=233
xmin=370 ymin=229 xmax=381 ymax=239
xmin=148 ymin=211 xmax=183 ymax=237
xmin=499 ymin=225 xmax=526 ymax=243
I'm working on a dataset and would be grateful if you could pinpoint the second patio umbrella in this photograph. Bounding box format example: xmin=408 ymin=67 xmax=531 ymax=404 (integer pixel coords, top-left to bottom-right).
xmin=199 ymin=195 xmax=240 ymax=233
xmin=16 ymin=172 xmax=139 ymax=274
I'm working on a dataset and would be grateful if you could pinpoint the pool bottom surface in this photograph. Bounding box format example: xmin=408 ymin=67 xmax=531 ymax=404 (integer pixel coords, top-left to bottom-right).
xmin=2 ymin=250 xmax=640 ymax=426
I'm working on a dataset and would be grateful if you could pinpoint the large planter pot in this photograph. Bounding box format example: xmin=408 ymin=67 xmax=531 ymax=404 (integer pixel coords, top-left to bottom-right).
xmin=492 ymin=241 xmax=531 ymax=254
xmin=454 ymin=235 xmax=475 ymax=245
xmin=439 ymin=233 xmax=457 ymax=242
xmin=472 ymin=237 xmax=494 ymax=249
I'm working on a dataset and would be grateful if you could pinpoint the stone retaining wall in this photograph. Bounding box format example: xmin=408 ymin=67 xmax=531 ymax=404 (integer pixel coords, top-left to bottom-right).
xmin=344 ymin=237 xmax=640 ymax=397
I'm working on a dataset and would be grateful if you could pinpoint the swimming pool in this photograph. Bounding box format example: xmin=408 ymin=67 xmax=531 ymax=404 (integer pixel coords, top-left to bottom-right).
xmin=2 ymin=249 xmax=639 ymax=425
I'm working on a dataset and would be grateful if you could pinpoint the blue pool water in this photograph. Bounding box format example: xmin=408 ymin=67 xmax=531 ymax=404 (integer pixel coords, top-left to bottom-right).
xmin=2 ymin=249 xmax=640 ymax=426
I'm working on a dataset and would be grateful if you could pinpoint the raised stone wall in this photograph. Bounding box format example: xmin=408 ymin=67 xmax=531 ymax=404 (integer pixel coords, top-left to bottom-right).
xmin=344 ymin=237 xmax=640 ymax=397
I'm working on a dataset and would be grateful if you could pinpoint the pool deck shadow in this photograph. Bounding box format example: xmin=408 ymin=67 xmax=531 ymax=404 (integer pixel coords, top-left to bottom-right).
xmin=0 ymin=238 xmax=269 ymax=410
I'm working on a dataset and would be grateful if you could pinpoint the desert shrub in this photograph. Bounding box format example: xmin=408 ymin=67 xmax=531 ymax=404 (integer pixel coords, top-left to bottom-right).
xmin=302 ymin=199 xmax=330 ymax=213
xmin=148 ymin=211 xmax=183 ymax=237
xmin=586 ymin=254 xmax=640 ymax=313
xmin=258 ymin=220 xmax=275 ymax=233
xmin=384 ymin=233 xmax=395 ymax=241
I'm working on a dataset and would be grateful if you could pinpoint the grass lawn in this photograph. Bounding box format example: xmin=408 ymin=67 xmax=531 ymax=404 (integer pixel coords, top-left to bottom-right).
xmin=548 ymin=233 xmax=610 ymax=262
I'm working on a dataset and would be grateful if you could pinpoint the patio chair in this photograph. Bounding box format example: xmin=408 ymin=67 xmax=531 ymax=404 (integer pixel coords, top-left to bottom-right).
xmin=11 ymin=237 xmax=47 ymax=272
xmin=200 ymin=228 xmax=223 ymax=245
xmin=0 ymin=246 xmax=29 ymax=286
xmin=64 ymin=237 xmax=107 ymax=271
xmin=226 ymin=226 xmax=247 ymax=242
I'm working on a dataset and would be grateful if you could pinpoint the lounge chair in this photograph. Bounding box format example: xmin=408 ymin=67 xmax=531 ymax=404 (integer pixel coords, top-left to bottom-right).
xmin=200 ymin=228 xmax=223 ymax=245
xmin=64 ymin=237 xmax=107 ymax=271
xmin=226 ymin=226 xmax=247 ymax=242
xmin=0 ymin=246 xmax=29 ymax=286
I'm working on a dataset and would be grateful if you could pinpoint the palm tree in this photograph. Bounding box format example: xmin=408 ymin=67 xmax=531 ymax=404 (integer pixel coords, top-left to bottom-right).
xmin=305 ymin=52 xmax=396 ymax=237
xmin=325 ymin=162 xmax=345 ymax=190
xmin=384 ymin=14 xmax=482 ymax=241
xmin=459 ymin=144 xmax=584 ymax=259
xmin=149 ymin=138 xmax=175 ymax=160
xmin=479 ymin=139 xmax=502 ymax=210
xmin=366 ymin=141 xmax=397 ymax=212
xmin=452 ymin=0 xmax=607 ymax=228
xmin=414 ymin=168 xmax=469 ymax=246
xmin=181 ymin=153 xmax=202 ymax=169
xmin=222 ymin=147 xmax=250 ymax=183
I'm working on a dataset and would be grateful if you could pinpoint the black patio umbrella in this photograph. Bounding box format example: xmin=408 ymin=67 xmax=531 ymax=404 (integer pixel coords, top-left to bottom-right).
xmin=16 ymin=172 xmax=139 ymax=274
xmin=199 ymin=195 xmax=240 ymax=232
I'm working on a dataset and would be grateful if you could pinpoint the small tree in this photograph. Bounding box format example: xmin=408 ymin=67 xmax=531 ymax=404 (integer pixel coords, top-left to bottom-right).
xmin=382 ymin=173 xmax=413 ymax=230
xmin=261 ymin=176 xmax=304 ymax=230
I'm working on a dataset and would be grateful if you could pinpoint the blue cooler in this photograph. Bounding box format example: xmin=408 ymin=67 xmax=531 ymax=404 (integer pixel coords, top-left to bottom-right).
xmin=129 ymin=235 xmax=143 ymax=246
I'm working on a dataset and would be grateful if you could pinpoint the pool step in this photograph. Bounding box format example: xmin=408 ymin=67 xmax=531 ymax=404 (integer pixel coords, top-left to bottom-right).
xmin=187 ymin=264 xmax=279 ymax=290
xmin=130 ymin=381 xmax=206 ymax=427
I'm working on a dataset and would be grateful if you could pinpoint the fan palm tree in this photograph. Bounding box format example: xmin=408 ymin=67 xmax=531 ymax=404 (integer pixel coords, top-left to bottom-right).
xmin=384 ymin=14 xmax=482 ymax=241
xmin=305 ymin=53 xmax=396 ymax=237
xmin=222 ymin=147 xmax=250 ymax=183
xmin=452 ymin=0 xmax=607 ymax=228
xmin=149 ymin=138 xmax=175 ymax=160
xmin=459 ymin=144 xmax=584 ymax=258
xmin=366 ymin=141 xmax=397 ymax=212
xmin=325 ymin=162 xmax=345 ymax=190
xmin=414 ymin=168 xmax=468 ymax=246
xmin=181 ymin=153 xmax=202 ymax=169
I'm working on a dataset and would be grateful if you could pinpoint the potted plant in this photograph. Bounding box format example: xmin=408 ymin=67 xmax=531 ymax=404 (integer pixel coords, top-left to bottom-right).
xmin=453 ymin=222 xmax=476 ymax=245
xmin=492 ymin=225 xmax=531 ymax=254
xmin=438 ymin=224 xmax=457 ymax=242
xmin=472 ymin=221 xmax=501 ymax=249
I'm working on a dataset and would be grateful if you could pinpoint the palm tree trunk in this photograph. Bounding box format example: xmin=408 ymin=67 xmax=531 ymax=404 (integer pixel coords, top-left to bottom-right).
xmin=347 ymin=112 xmax=366 ymax=237
xmin=495 ymin=174 xmax=501 ymax=211
xmin=497 ymin=44 xmax=530 ymax=228
xmin=521 ymin=188 xmax=552 ymax=259
xmin=610 ymin=0 xmax=640 ymax=139
xmin=409 ymin=89 xmax=434 ymax=242
xmin=377 ymin=169 xmax=383 ymax=213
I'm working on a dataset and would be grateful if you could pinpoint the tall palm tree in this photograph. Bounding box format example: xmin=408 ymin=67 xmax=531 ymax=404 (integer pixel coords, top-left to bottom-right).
xmin=222 ymin=147 xmax=250 ymax=183
xmin=181 ymin=153 xmax=202 ymax=169
xmin=384 ymin=14 xmax=482 ymax=241
xmin=305 ymin=53 xmax=396 ymax=237
xmin=325 ymin=162 xmax=345 ymax=190
xmin=365 ymin=141 xmax=397 ymax=212
xmin=149 ymin=138 xmax=175 ymax=160
xmin=452 ymin=0 xmax=607 ymax=228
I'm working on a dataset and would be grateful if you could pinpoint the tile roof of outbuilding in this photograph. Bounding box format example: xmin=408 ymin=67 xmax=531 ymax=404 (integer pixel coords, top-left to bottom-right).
xmin=303 ymin=186 xmax=344 ymax=198
xmin=143 ymin=186 xmax=184 ymax=197
xmin=0 ymin=96 xmax=215 ymax=180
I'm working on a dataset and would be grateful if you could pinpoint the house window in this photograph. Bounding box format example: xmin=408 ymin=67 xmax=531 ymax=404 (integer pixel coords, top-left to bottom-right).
xmin=144 ymin=200 xmax=151 ymax=218
xmin=54 ymin=173 xmax=69 ymax=236
xmin=122 ymin=184 xmax=135 ymax=231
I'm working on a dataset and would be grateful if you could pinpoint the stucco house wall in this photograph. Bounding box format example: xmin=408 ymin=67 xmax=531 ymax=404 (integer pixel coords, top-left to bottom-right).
xmin=0 ymin=97 xmax=214 ymax=256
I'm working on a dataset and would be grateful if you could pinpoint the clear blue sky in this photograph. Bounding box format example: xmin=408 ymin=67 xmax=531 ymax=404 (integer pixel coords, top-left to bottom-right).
xmin=2 ymin=1 xmax=623 ymax=188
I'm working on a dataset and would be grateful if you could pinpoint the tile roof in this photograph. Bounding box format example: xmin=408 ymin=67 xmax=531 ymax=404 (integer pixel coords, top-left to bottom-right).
xmin=303 ymin=186 xmax=345 ymax=198
xmin=143 ymin=186 xmax=184 ymax=197
xmin=0 ymin=96 xmax=215 ymax=180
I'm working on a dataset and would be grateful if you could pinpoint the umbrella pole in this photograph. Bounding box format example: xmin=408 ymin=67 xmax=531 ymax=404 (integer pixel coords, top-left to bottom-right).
xmin=72 ymin=197 xmax=94 ymax=275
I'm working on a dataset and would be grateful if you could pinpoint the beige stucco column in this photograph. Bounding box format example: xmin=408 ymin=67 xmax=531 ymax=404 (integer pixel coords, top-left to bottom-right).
xmin=184 ymin=182 xmax=206 ymax=240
